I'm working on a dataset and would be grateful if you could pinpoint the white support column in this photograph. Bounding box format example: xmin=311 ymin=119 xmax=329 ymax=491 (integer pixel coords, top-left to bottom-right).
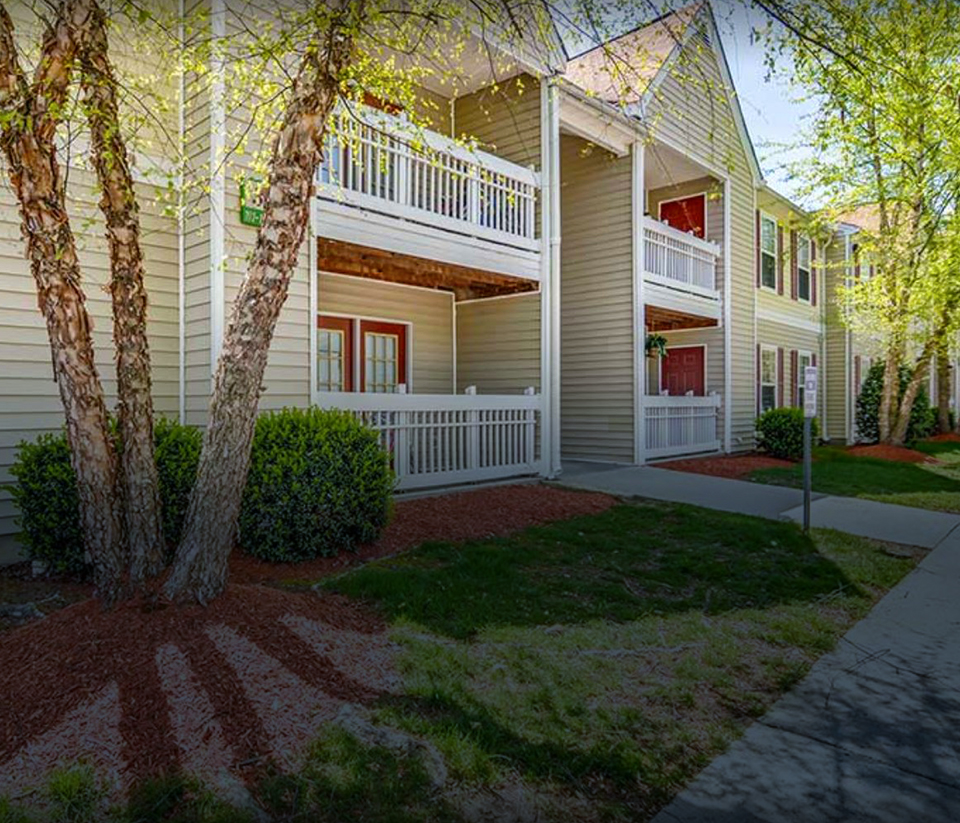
xmin=208 ymin=0 xmax=226 ymax=381
xmin=539 ymin=78 xmax=561 ymax=479
xmin=631 ymin=139 xmax=646 ymax=465
xmin=177 ymin=0 xmax=186 ymax=423
xmin=722 ymin=177 xmax=732 ymax=452
xmin=308 ymin=198 xmax=318 ymax=405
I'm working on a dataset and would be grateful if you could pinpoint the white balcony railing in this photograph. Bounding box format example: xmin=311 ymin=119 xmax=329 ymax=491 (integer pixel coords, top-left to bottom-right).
xmin=643 ymin=216 xmax=721 ymax=293
xmin=316 ymin=106 xmax=540 ymax=252
xmin=644 ymin=394 xmax=721 ymax=459
xmin=314 ymin=390 xmax=541 ymax=490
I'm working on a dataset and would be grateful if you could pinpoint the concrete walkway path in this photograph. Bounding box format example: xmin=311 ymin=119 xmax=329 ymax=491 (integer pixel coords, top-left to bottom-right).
xmin=651 ymin=527 xmax=960 ymax=822
xmin=559 ymin=462 xmax=960 ymax=549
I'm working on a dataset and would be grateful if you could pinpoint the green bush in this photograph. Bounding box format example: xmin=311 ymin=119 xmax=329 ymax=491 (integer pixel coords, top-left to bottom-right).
xmin=855 ymin=362 xmax=936 ymax=445
xmin=756 ymin=407 xmax=819 ymax=461
xmin=6 ymin=418 xmax=201 ymax=576
xmin=239 ymin=407 xmax=394 ymax=563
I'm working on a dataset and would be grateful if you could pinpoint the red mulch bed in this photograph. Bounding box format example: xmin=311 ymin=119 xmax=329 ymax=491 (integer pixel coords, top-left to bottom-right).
xmin=230 ymin=483 xmax=616 ymax=584
xmin=846 ymin=444 xmax=939 ymax=464
xmin=925 ymin=433 xmax=960 ymax=443
xmin=0 ymin=484 xmax=615 ymax=801
xmin=657 ymin=453 xmax=795 ymax=479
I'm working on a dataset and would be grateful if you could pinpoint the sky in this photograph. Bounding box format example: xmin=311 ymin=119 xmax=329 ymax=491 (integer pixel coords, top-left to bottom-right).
xmin=711 ymin=0 xmax=819 ymax=203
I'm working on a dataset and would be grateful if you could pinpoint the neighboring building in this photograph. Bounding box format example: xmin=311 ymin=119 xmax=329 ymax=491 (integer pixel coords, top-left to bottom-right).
xmin=0 ymin=0 xmax=952 ymax=558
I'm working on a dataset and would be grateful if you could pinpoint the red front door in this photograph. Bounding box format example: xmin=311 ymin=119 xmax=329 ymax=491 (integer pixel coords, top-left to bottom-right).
xmin=659 ymin=194 xmax=706 ymax=239
xmin=661 ymin=346 xmax=705 ymax=397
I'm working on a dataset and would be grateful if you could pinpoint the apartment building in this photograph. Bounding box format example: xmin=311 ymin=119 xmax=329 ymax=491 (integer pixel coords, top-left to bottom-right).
xmin=0 ymin=0 xmax=947 ymax=556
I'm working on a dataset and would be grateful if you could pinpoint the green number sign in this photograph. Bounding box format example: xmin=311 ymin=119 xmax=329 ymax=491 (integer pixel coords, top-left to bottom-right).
xmin=239 ymin=176 xmax=264 ymax=227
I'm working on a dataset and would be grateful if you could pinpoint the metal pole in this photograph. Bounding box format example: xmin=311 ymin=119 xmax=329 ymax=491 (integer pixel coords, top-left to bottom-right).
xmin=803 ymin=415 xmax=812 ymax=533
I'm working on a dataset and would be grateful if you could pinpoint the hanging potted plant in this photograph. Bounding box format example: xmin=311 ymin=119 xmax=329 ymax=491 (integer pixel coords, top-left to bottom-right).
xmin=645 ymin=333 xmax=668 ymax=359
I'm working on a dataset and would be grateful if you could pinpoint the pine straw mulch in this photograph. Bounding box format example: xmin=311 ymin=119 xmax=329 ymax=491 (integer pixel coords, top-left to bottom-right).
xmin=846 ymin=444 xmax=940 ymax=463
xmin=655 ymin=453 xmax=796 ymax=479
xmin=0 ymin=484 xmax=616 ymax=802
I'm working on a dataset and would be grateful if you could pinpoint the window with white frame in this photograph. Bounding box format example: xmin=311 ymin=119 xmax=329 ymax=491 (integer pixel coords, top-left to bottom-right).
xmin=760 ymin=215 xmax=778 ymax=290
xmin=364 ymin=331 xmax=400 ymax=393
xmin=318 ymin=328 xmax=346 ymax=391
xmin=761 ymin=347 xmax=778 ymax=412
xmin=798 ymin=236 xmax=812 ymax=302
xmin=797 ymin=351 xmax=812 ymax=407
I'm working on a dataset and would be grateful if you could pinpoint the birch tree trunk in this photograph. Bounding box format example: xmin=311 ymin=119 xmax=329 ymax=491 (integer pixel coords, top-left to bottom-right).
xmin=936 ymin=337 xmax=952 ymax=434
xmin=79 ymin=0 xmax=164 ymax=586
xmin=0 ymin=2 xmax=124 ymax=601
xmin=878 ymin=342 xmax=901 ymax=444
xmin=164 ymin=2 xmax=362 ymax=604
xmin=889 ymin=348 xmax=933 ymax=446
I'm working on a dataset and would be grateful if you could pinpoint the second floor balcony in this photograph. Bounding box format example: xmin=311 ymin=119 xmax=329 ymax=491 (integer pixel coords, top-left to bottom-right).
xmin=315 ymin=105 xmax=542 ymax=283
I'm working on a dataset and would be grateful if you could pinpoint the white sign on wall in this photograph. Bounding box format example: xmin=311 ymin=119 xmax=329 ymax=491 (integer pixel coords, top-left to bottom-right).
xmin=804 ymin=365 xmax=819 ymax=418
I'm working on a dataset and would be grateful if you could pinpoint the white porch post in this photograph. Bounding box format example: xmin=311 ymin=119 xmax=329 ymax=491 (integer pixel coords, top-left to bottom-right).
xmin=208 ymin=0 xmax=226 ymax=382
xmin=540 ymin=77 xmax=561 ymax=478
xmin=632 ymin=139 xmax=646 ymax=465
xmin=722 ymin=177 xmax=732 ymax=452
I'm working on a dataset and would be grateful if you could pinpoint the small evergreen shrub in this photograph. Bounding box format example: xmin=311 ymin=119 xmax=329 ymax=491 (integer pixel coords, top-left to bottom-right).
xmin=855 ymin=362 xmax=936 ymax=445
xmin=7 ymin=433 xmax=85 ymax=575
xmin=756 ymin=407 xmax=819 ymax=461
xmin=239 ymin=407 xmax=394 ymax=563
xmin=152 ymin=417 xmax=203 ymax=555
xmin=6 ymin=418 xmax=202 ymax=576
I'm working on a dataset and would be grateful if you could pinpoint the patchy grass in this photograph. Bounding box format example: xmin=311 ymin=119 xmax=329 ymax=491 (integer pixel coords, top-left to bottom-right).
xmin=749 ymin=441 xmax=960 ymax=512
xmin=322 ymin=501 xmax=918 ymax=820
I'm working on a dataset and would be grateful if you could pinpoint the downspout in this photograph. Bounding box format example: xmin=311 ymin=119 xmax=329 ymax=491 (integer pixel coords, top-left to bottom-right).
xmin=209 ymin=0 xmax=226 ymax=381
xmin=177 ymin=0 xmax=185 ymax=423
xmin=722 ymin=177 xmax=732 ymax=452
xmin=548 ymin=79 xmax=561 ymax=477
xmin=538 ymin=79 xmax=552 ymax=478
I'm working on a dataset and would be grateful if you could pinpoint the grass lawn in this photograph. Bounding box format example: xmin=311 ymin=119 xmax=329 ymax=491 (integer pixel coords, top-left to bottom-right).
xmin=313 ymin=500 xmax=920 ymax=822
xmin=749 ymin=440 xmax=960 ymax=513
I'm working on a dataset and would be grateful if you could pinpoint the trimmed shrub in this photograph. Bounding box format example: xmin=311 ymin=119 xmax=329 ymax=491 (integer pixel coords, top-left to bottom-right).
xmin=756 ymin=407 xmax=819 ymax=461
xmin=7 ymin=433 xmax=85 ymax=575
xmin=239 ymin=407 xmax=394 ymax=563
xmin=855 ymin=362 xmax=936 ymax=445
xmin=152 ymin=417 xmax=202 ymax=555
xmin=5 ymin=418 xmax=202 ymax=576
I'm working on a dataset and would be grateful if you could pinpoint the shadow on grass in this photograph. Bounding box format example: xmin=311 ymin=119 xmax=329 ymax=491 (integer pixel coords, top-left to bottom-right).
xmin=322 ymin=503 xmax=858 ymax=640
xmin=751 ymin=445 xmax=960 ymax=499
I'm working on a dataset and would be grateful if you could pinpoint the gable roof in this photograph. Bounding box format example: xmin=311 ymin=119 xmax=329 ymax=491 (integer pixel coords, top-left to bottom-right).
xmin=562 ymin=1 xmax=762 ymax=184
xmin=564 ymin=3 xmax=703 ymax=106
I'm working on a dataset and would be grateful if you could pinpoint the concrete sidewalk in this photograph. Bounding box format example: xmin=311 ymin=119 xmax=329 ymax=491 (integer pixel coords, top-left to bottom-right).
xmin=559 ymin=463 xmax=960 ymax=549
xmin=651 ymin=527 xmax=960 ymax=822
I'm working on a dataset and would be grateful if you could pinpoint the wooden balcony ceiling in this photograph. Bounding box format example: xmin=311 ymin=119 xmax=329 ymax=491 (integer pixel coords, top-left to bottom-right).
xmin=317 ymin=238 xmax=539 ymax=301
xmin=646 ymin=304 xmax=719 ymax=331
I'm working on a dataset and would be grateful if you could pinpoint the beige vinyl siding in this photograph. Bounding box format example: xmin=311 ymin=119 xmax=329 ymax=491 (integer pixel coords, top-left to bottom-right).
xmin=0 ymin=172 xmax=179 ymax=554
xmin=456 ymin=294 xmax=540 ymax=394
xmin=645 ymin=23 xmax=757 ymax=451
xmin=318 ymin=274 xmax=453 ymax=395
xmin=560 ymin=135 xmax=635 ymax=462
xmin=823 ymin=237 xmax=851 ymax=441
xmin=453 ymin=74 xmax=542 ymax=171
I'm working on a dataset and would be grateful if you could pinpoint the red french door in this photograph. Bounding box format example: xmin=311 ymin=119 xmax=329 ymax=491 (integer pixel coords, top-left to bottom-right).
xmin=659 ymin=194 xmax=706 ymax=239
xmin=317 ymin=316 xmax=353 ymax=392
xmin=661 ymin=346 xmax=705 ymax=397
xmin=360 ymin=320 xmax=407 ymax=393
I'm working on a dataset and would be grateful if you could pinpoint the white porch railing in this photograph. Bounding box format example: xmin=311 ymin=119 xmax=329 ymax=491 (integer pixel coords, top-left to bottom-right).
xmin=316 ymin=106 xmax=540 ymax=252
xmin=644 ymin=394 xmax=721 ymax=459
xmin=314 ymin=391 xmax=541 ymax=491
xmin=643 ymin=216 xmax=721 ymax=292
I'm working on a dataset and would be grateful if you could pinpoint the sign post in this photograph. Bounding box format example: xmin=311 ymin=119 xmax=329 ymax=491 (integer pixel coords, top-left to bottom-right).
xmin=803 ymin=365 xmax=818 ymax=533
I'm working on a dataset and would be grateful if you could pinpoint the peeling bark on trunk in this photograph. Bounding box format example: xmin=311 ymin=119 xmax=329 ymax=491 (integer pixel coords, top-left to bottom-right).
xmin=878 ymin=344 xmax=901 ymax=444
xmin=79 ymin=0 xmax=164 ymax=586
xmin=890 ymin=348 xmax=933 ymax=446
xmin=0 ymin=2 xmax=124 ymax=601
xmin=164 ymin=5 xmax=362 ymax=604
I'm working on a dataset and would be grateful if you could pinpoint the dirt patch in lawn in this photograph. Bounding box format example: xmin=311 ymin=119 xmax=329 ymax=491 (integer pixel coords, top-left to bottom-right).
xmin=656 ymin=453 xmax=795 ymax=479
xmin=847 ymin=444 xmax=939 ymax=463
xmin=230 ymin=484 xmax=616 ymax=585
xmin=0 ymin=584 xmax=394 ymax=803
